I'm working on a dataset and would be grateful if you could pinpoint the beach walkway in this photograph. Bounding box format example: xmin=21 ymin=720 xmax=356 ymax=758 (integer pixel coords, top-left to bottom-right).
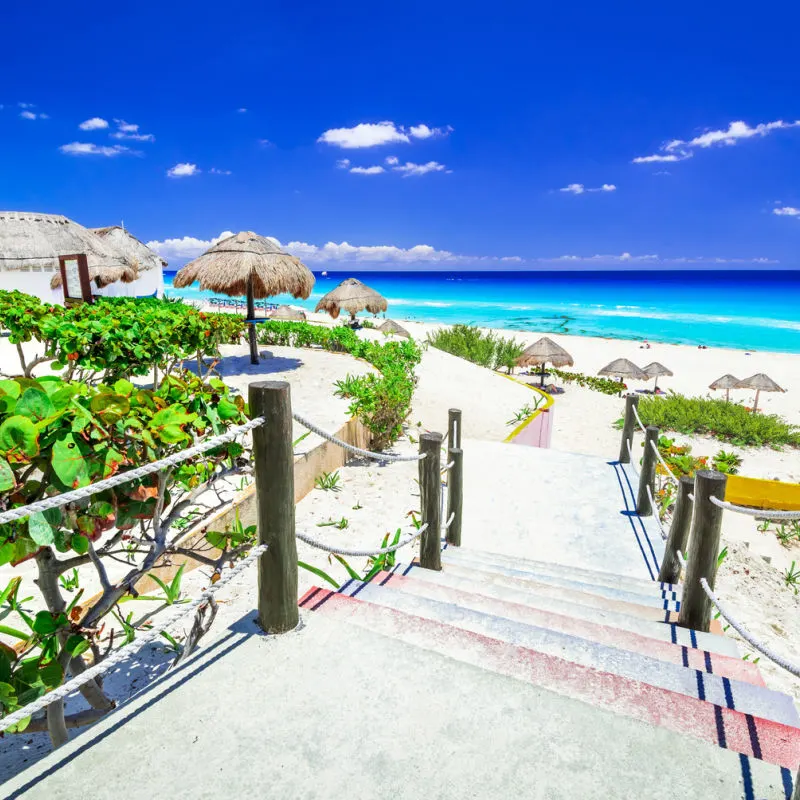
xmin=5 ymin=445 xmax=798 ymax=799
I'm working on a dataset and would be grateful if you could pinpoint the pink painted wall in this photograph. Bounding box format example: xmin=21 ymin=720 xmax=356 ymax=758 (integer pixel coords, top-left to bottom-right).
xmin=509 ymin=408 xmax=553 ymax=448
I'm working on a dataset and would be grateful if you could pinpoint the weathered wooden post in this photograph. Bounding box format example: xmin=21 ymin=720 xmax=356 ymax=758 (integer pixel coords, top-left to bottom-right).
xmin=445 ymin=447 xmax=463 ymax=547
xmin=249 ymin=381 xmax=299 ymax=633
xmin=678 ymin=470 xmax=727 ymax=633
xmin=618 ymin=394 xmax=640 ymax=464
xmin=635 ymin=425 xmax=660 ymax=516
xmin=448 ymin=408 xmax=462 ymax=449
xmin=419 ymin=432 xmax=443 ymax=570
xmin=246 ymin=276 xmax=259 ymax=365
xmin=657 ymin=476 xmax=695 ymax=584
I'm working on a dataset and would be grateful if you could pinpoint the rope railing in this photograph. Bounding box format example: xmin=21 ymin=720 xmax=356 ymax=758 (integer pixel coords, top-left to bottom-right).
xmin=676 ymin=550 xmax=687 ymax=568
xmin=443 ymin=461 xmax=455 ymax=471
xmin=0 ymin=417 xmax=266 ymax=526
xmin=649 ymin=439 xmax=679 ymax=485
xmin=295 ymin=523 xmax=428 ymax=557
xmin=699 ymin=578 xmax=800 ymax=677
xmin=625 ymin=439 xmax=640 ymax=478
xmin=645 ymin=485 xmax=668 ymax=541
xmin=291 ymin=411 xmax=425 ymax=462
xmin=0 ymin=542 xmax=268 ymax=733
xmin=443 ymin=512 xmax=455 ymax=530
xmin=631 ymin=403 xmax=646 ymax=434
xmin=709 ymin=496 xmax=800 ymax=520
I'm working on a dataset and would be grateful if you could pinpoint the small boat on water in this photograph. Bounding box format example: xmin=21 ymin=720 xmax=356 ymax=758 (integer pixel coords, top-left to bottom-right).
xmin=321 ymin=271 xmax=328 ymax=277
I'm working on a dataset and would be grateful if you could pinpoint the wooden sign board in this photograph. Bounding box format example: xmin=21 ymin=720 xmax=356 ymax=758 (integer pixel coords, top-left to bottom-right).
xmin=58 ymin=254 xmax=93 ymax=305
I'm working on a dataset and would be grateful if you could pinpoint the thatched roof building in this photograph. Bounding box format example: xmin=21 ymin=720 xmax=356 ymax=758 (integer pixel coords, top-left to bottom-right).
xmin=91 ymin=226 xmax=167 ymax=273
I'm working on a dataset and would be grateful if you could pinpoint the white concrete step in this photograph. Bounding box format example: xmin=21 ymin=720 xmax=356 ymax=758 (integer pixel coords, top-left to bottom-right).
xmin=393 ymin=561 xmax=739 ymax=657
xmin=335 ymin=579 xmax=799 ymax=728
xmin=7 ymin=607 xmax=794 ymax=799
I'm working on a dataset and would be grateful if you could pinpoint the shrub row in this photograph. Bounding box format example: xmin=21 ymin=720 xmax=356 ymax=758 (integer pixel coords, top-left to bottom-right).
xmin=549 ymin=368 xmax=624 ymax=395
xmin=426 ymin=324 xmax=523 ymax=372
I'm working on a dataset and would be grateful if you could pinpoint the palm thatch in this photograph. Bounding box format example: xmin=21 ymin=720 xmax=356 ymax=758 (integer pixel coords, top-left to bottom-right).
xmin=598 ymin=358 xmax=648 ymax=380
xmin=172 ymin=231 xmax=314 ymax=299
xmin=91 ymin=226 xmax=167 ymax=272
xmin=735 ymin=373 xmax=785 ymax=413
xmin=270 ymin=304 xmax=307 ymax=321
xmin=709 ymin=374 xmax=740 ymax=402
xmin=315 ymin=277 xmax=388 ymax=321
xmin=378 ymin=319 xmax=411 ymax=338
xmin=0 ymin=211 xmax=133 ymax=286
xmin=516 ymin=336 xmax=574 ymax=386
xmin=642 ymin=361 xmax=673 ymax=392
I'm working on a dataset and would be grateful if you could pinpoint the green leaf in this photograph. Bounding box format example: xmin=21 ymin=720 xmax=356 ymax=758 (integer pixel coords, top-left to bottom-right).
xmin=32 ymin=611 xmax=68 ymax=636
xmin=65 ymin=634 xmax=90 ymax=657
xmin=28 ymin=511 xmax=55 ymax=546
xmin=89 ymin=392 xmax=131 ymax=422
xmin=297 ymin=560 xmax=340 ymax=589
xmin=332 ymin=554 xmax=362 ymax=582
xmin=0 ymin=415 xmax=40 ymax=462
xmin=51 ymin=432 xmax=90 ymax=488
xmin=0 ymin=623 xmax=32 ymax=641
xmin=113 ymin=378 xmax=135 ymax=397
xmin=216 ymin=398 xmax=240 ymax=420
xmin=38 ymin=660 xmax=63 ymax=688
xmin=15 ymin=388 xmax=56 ymax=423
xmin=71 ymin=534 xmax=89 ymax=555
xmin=0 ymin=457 xmax=14 ymax=491
xmin=0 ymin=380 xmax=21 ymax=400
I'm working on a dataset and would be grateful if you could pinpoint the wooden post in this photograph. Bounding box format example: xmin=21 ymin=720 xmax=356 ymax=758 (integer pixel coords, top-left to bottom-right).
xmin=448 ymin=408 xmax=462 ymax=449
xmin=792 ymin=768 xmax=799 ymax=800
xmin=246 ymin=277 xmax=259 ymax=365
xmin=635 ymin=425 xmax=659 ymax=516
xmin=657 ymin=476 xmax=695 ymax=584
xmin=249 ymin=381 xmax=299 ymax=633
xmin=678 ymin=470 xmax=727 ymax=633
xmin=618 ymin=394 xmax=640 ymax=463
xmin=419 ymin=432 xmax=443 ymax=570
xmin=445 ymin=447 xmax=463 ymax=547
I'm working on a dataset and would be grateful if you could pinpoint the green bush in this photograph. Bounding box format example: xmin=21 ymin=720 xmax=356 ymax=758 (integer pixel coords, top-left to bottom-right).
xmin=636 ymin=393 xmax=800 ymax=448
xmin=426 ymin=324 xmax=523 ymax=372
xmin=258 ymin=321 xmax=421 ymax=449
xmin=550 ymin=368 xmax=624 ymax=395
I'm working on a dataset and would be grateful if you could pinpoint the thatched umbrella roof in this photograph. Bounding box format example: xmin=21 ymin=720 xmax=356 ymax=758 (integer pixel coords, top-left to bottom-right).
xmin=378 ymin=319 xmax=411 ymax=338
xmin=173 ymin=232 xmax=314 ymax=299
xmin=516 ymin=336 xmax=574 ymax=385
xmin=270 ymin=304 xmax=306 ymax=321
xmin=710 ymin=374 xmax=741 ymax=391
xmin=91 ymin=226 xmax=167 ymax=272
xmin=735 ymin=373 xmax=785 ymax=413
xmin=642 ymin=361 xmax=673 ymax=392
xmin=598 ymin=358 xmax=648 ymax=381
xmin=315 ymin=277 xmax=388 ymax=320
xmin=1 ymin=211 xmax=134 ymax=287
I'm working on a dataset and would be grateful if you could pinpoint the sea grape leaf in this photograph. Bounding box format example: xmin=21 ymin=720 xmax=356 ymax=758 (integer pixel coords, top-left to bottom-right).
xmin=89 ymin=392 xmax=130 ymax=422
xmin=15 ymin=388 xmax=56 ymax=423
xmin=51 ymin=433 xmax=90 ymax=488
xmin=0 ymin=458 xmax=15 ymax=492
xmin=31 ymin=611 xmax=68 ymax=636
xmin=113 ymin=379 xmax=134 ymax=397
xmin=0 ymin=416 xmax=39 ymax=462
xmin=38 ymin=661 xmax=63 ymax=688
xmin=216 ymin=398 xmax=240 ymax=420
xmin=27 ymin=512 xmax=55 ymax=546
xmin=0 ymin=381 xmax=21 ymax=400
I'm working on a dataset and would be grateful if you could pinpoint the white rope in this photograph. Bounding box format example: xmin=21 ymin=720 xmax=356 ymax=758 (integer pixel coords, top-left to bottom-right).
xmin=645 ymin=485 xmax=668 ymax=541
xmin=295 ymin=523 xmax=428 ymax=557
xmin=649 ymin=439 xmax=679 ymax=486
xmin=688 ymin=493 xmax=695 ymax=502
xmin=443 ymin=512 xmax=455 ymax=530
xmin=699 ymin=578 xmax=800 ymax=677
xmin=625 ymin=439 xmax=640 ymax=478
xmin=443 ymin=461 xmax=455 ymax=471
xmin=709 ymin=496 xmax=800 ymax=520
xmin=677 ymin=550 xmax=687 ymax=568
xmin=292 ymin=411 xmax=424 ymax=462
xmin=631 ymin=403 xmax=646 ymax=433
xmin=0 ymin=543 xmax=268 ymax=732
xmin=0 ymin=417 xmax=265 ymax=526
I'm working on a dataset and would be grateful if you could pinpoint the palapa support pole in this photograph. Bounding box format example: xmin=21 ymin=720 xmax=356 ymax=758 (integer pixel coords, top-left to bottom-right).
xmin=635 ymin=425 xmax=659 ymax=516
xmin=618 ymin=394 xmax=640 ymax=464
xmin=246 ymin=277 xmax=259 ymax=365
xmin=657 ymin=476 xmax=695 ymax=584
xmin=678 ymin=470 xmax=727 ymax=633
xmin=445 ymin=447 xmax=463 ymax=547
xmin=448 ymin=408 xmax=462 ymax=449
xmin=249 ymin=381 xmax=299 ymax=634
xmin=419 ymin=432 xmax=443 ymax=570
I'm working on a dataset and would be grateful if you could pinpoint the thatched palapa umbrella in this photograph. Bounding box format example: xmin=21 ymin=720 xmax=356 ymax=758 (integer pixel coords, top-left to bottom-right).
xmin=735 ymin=373 xmax=785 ymax=413
xmin=0 ymin=211 xmax=137 ymax=290
xmin=315 ymin=278 xmax=388 ymax=323
xmin=598 ymin=358 xmax=648 ymax=396
xmin=516 ymin=336 xmax=574 ymax=386
xmin=642 ymin=361 xmax=673 ymax=393
xmin=270 ymin=304 xmax=306 ymax=321
xmin=174 ymin=232 xmax=315 ymax=364
xmin=709 ymin=374 xmax=740 ymax=402
xmin=378 ymin=319 xmax=411 ymax=338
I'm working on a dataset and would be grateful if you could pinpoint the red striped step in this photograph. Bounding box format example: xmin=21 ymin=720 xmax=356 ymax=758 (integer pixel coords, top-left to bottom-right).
xmin=300 ymin=587 xmax=800 ymax=770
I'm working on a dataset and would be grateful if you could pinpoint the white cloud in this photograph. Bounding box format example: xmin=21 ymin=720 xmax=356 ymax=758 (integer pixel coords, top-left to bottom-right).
xmin=59 ymin=142 xmax=132 ymax=157
xmin=209 ymin=168 xmax=232 ymax=175
xmin=79 ymin=117 xmax=109 ymax=130
xmin=350 ymin=165 xmax=385 ymax=175
xmin=392 ymin=161 xmax=448 ymax=177
xmin=167 ymin=163 xmax=200 ymax=178
xmin=773 ymin=206 xmax=800 ymax=217
xmin=408 ymin=124 xmax=453 ymax=140
xmin=146 ymin=231 xmax=235 ymax=261
xmin=385 ymin=155 xmax=399 ymax=165
xmin=258 ymin=138 xmax=273 ymax=147
xmin=110 ymin=119 xmax=154 ymax=141
xmin=20 ymin=110 xmax=48 ymax=120
xmin=633 ymin=118 xmax=800 ymax=165
xmin=559 ymin=183 xmax=616 ymax=194
xmin=18 ymin=102 xmax=35 ymax=108
xmin=114 ymin=119 xmax=138 ymax=132
xmin=237 ymin=108 xmax=247 ymax=113
xmin=318 ymin=121 xmax=410 ymax=149
xmin=336 ymin=158 xmax=351 ymax=169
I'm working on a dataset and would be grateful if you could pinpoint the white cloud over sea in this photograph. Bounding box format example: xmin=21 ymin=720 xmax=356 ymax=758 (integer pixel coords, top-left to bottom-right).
xmin=317 ymin=121 xmax=452 ymax=149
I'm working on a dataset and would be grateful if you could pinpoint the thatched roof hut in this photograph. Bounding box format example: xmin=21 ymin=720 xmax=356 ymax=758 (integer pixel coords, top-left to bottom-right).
xmin=315 ymin=278 xmax=388 ymax=321
xmin=270 ymin=304 xmax=307 ymax=321
xmin=516 ymin=336 xmax=574 ymax=386
xmin=0 ymin=211 xmax=135 ymax=288
xmin=709 ymin=374 xmax=740 ymax=402
xmin=378 ymin=319 xmax=411 ymax=338
xmin=735 ymin=373 xmax=785 ymax=412
xmin=642 ymin=361 xmax=673 ymax=392
xmin=174 ymin=231 xmax=315 ymax=364
xmin=91 ymin=226 xmax=167 ymax=272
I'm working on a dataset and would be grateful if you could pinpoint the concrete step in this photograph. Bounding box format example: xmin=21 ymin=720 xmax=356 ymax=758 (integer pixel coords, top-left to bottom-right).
xmin=8 ymin=606 xmax=796 ymax=800
xmin=442 ymin=544 xmax=681 ymax=597
xmin=304 ymin=587 xmax=800 ymax=775
xmin=373 ymin=568 xmax=764 ymax=686
xmin=396 ymin=561 xmax=736 ymax=655
xmin=331 ymin=580 xmax=799 ymax=729
xmin=441 ymin=548 xmax=682 ymax=609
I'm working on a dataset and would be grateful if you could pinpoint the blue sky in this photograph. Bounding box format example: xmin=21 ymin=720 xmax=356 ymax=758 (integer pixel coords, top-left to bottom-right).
xmin=2 ymin=0 xmax=799 ymax=270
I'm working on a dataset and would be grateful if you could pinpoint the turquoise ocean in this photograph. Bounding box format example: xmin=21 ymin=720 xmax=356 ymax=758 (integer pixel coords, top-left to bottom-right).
xmin=164 ymin=270 xmax=800 ymax=354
